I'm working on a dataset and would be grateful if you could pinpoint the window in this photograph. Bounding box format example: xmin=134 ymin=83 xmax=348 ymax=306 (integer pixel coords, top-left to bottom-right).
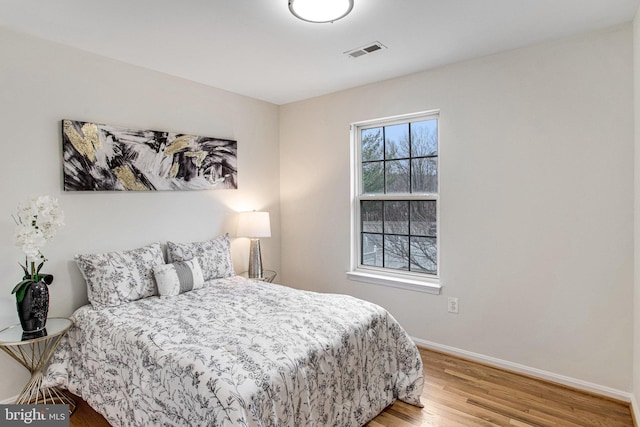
xmin=349 ymin=111 xmax=440 ymax=294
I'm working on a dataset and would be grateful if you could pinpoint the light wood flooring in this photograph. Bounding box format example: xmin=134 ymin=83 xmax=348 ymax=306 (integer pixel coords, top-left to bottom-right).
xmin=69 ymin=347 xmax=634 ymax=427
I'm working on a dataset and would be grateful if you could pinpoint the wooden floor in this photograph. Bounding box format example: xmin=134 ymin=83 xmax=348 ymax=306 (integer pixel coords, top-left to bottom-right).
xmin=69 ymin=347 xmax=634 ymax=427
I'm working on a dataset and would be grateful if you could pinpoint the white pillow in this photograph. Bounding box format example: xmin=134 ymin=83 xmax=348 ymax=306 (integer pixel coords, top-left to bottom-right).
xmin=153 ymin=258 xmax=205 ymax=297
xmin=75 ymin=242 xmax=164 ymax=309
xmin=166 ymin=234 xmax=234 ymax=281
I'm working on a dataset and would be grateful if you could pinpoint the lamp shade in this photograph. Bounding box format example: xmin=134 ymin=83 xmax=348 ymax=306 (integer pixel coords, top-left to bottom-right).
xmin=237 ymin=211 xmax=271 ymax=238
xmin=288 ymin=0 xmax=354 ymax=23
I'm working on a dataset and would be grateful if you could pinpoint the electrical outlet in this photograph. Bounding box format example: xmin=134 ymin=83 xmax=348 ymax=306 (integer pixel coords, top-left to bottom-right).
xmin=448 ymin=297 xmax=459 ymax=314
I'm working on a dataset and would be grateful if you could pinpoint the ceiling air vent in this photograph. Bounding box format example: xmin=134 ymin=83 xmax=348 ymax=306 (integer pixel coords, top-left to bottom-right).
xmin=344 ymin=42 xmax=387 ymax=59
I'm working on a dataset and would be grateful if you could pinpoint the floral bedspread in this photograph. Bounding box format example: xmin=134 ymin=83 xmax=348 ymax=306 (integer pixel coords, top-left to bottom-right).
xmin=45 ymin=276 xmax=424 ymax=426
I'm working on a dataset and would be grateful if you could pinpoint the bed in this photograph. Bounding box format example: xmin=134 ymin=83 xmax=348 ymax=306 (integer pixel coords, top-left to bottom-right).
xmin=44 ymin=237 xmax=424 ymax=426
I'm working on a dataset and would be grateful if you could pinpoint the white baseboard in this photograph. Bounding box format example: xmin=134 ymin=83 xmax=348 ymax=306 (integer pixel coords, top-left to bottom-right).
xmin=413 ymin=337 xmax=634 ymax=404
xmin=631 ymin=395 xmax=639 ymax=427
xmin=0 ymin=395 xmax=17 ymax=404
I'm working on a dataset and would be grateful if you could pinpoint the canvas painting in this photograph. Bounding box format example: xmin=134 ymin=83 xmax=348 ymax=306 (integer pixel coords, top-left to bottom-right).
xmin=62 ymin=119 xmax=237 ymax=191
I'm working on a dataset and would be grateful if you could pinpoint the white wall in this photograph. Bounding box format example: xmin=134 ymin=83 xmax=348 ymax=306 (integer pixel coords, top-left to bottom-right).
xmin=0 ymin=28 xmax=280 ymax=400
xmin=280 ymin=25 xmax=634 ymax=391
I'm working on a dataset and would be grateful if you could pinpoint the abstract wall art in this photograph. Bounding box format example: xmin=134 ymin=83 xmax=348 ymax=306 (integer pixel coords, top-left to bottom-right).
xmin=62 ymin=119 xmax=237 ymax=191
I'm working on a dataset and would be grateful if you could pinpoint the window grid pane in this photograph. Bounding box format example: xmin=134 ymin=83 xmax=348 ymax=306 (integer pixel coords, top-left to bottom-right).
xmin=410 ymin=200 xmax=437 ymax=237
xmin=385 ymin=160 xmax=410 ymax=193
xmin=384 ymin=235 xmax=409 ymax=270
xmin=362 ymin=233 xmax=383 ymax=267
xmin=411 ymin=157 xmax=438 ymax=193
xmin=409 ymin=236 xmax=437 ymax=274
xmin=362 ymin=201 xmax=383 ymax=233
xmin=384 ymin=124 xmax=410 ymax=160
xmin=362 ymin=162 xmax=384 ymax=194
xmin=361 ymin=128 xmax=383 ymax=161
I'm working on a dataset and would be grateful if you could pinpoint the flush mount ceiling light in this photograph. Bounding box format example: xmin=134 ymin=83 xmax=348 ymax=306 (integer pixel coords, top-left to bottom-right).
xmin=288 ymin=0 xmax=354 ymax=23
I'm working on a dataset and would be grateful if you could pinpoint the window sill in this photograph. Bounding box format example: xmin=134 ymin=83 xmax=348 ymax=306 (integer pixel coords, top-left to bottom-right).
xmin=346 ymin=270 xmax=441 ymax=294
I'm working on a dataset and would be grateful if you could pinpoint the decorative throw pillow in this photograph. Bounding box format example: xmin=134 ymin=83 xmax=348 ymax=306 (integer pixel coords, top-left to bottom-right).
xmin=167 ymin=234 xmax=234 ymax=281
xmin=153 ymin=258 xmax=205 ymax=297
xmin=75 ymin=242 xmax=165 ymax=309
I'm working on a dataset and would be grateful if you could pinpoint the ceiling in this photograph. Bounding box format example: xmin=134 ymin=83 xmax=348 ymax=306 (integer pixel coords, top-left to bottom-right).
xmin=1 ymin=0 xmax=638 ymax=105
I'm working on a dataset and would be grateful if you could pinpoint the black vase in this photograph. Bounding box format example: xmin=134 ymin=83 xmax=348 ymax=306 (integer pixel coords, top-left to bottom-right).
xmin=16 ymin=279 xmax=50 ymax=335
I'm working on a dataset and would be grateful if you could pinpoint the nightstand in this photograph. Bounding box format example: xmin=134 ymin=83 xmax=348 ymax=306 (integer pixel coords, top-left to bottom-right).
xmin=239 ymin=270 xmax=277 ymax=283
xmin=0 ymin=317 xmax=76 ymax=413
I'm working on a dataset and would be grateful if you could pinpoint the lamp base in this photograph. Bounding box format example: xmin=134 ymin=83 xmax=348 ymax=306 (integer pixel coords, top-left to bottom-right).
xmin=248 ymin=239 xmax=263 ymax=278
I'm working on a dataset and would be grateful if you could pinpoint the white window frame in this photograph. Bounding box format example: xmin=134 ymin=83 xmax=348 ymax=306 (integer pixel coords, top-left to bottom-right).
xmin=347 ymin=110 xmax=441 ymax=294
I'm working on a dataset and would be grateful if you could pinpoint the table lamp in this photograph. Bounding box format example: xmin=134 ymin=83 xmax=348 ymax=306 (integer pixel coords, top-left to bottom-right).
xmin=237 ymin=211 xmax=271 ymax=278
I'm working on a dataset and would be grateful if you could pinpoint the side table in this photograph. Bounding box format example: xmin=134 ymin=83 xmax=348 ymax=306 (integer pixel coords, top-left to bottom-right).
xmin=239 ymin=270 xmax=277 ymax=283
xmin=0 ymin=317 xmax=76 ymax=413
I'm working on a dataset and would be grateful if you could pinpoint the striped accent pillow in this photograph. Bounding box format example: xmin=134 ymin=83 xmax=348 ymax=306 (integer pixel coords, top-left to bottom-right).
xmin=153 ymin=258 xmax=205 ymax=297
